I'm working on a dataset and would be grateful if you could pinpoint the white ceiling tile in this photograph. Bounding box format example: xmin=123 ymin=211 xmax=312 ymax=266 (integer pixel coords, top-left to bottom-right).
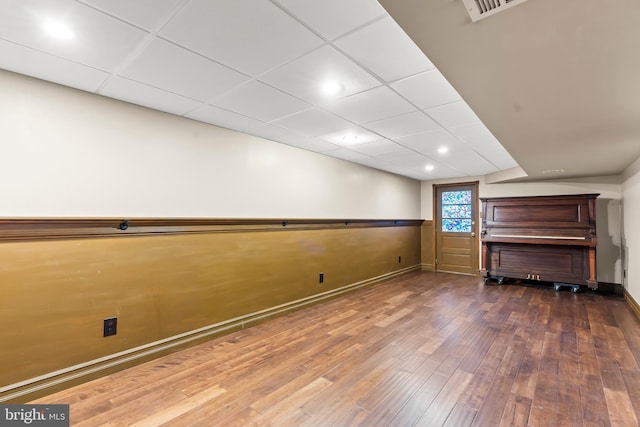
xmin=121 ymin=38 xmax=249 ymax=101
xmin=363 ymin=111 xmax=441 ymax=139
xmin=386 ymin=155 xmax=434 ymax=171
xmin=318 ymin=126 xmax=383 ymax=146
xmin=397 ymin=164 xmax=436 ymax=179
xmin=0 ymin=0 xmax=149 ymax=71
xmin=360 ymin=161 xmax=429 ymax=180
xmin=402 ymin=170 xmax=433 ymax=180
xmin=334 ymin=16 xmax=435 ymax=82
xmin=160 ymin=0 xmax=323 ymax=76
xmin=445 ymin=122 xmax=518 ymax=169
xmin=259 ymin=45 xmax=381 ymax=104
xmin=483 ymin=147 xmax=520 ymax=170
xmin=377 ymin=164 xmax=423 ymax=178
xmin=78 ymin=0 xmax=183 ymax=31
xmin=286 ymin=138 xmax=343 ymax=153
xmin=247 ymin=124 xmax=342 ymax=153
xmin=420 ymin=162 xmax=468 ymax=179
xmin=185 ymin=105 xmax=263 ymax=132
xmin=325 ymin=148 xmax=372 ymax=162
xmin=212 ymin=80 xmax=310 ymax=122
xmin=377 ymin=146 xmax=429 ymax=166
xmin=441 ymin=150 xmax=499 ymax=176
xmin=246 ymin=123 xmax=309 ymax=145
xmin=275 ymin=0 xmax=387 ymax=40
xmin=391 ymin=70 xmax=461 ymax=109
xmin=395 ymin=129 xmax=463 ymax=157
xmin=448 ymin=122 xmax=505 ymax=152
xmin=351 ymin=156 xmax=393 ymax=169
xmin=350 ymin=140 xmax=408 ymax=156
xmin=0 ymin=39 xmax=109 ymax=92
xmin=271 ymin=108 xmax=353 ymax=137
xmin=425 ymin=101 xmax=480 ymax=128
xmin=323 ymin=86 xmax=415 ymax=124
xmin=100 ymin=76 xmax=202 ymax=115
xmin=388 ymin=122 xmax=517 ymax=175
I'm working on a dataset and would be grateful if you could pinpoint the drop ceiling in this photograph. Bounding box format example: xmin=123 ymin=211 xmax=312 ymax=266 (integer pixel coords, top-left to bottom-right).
xmin=380 ymin=0 xmax=640 ymax=182
xmin=0 ymin=0 xmax=520 ymax=181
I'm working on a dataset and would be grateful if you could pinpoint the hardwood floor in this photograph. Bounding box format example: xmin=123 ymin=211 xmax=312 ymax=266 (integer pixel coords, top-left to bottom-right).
xmin=32 ymin=271 xmax=640 ymax=426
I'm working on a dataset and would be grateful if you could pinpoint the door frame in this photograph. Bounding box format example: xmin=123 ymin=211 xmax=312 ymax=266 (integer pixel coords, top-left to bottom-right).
xmin=433 ymin=181 xmax=480 ymax=275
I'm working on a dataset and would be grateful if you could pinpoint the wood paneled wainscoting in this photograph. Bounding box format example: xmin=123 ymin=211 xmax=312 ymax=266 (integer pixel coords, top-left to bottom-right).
xmin=0 ymin=218 xmax=421 ymax=403
xmin=421 ymin=220 xmax=435 ymax=271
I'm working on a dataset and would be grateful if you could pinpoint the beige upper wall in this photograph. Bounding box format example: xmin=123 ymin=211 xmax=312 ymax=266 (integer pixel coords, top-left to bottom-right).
xmin=0 ymin=70 xmax=420 ymax=219
xmin=622 ymin=155 xmax=640 ymax=303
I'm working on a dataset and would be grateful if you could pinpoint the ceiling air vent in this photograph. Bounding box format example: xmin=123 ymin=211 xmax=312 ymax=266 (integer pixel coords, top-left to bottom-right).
xmin=462 ymin=0 xmax=529 ymax=22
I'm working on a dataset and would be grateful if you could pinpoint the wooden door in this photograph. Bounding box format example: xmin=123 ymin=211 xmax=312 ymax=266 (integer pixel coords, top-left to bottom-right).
xmin=435 ymin=182 xmax=479 ymax=275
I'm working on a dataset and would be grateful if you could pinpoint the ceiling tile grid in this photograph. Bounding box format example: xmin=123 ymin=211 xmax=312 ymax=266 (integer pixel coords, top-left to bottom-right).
xmin=0 ymin=38 xmax=110 ymax=92
xmin=363 ymin=111 xmax=441 ymax=139
xmin=100 ymin=76 xmax=202 ymax=116
xmin=321 ymin=86 xmax=416 ymax=124
xmin=333 ymin=16 xmax=436 ymax=83
xmin=258 ymin=45 xmax=382 ymax=105
xmin=269 ymin=108 xmax=353 ymax=138
xmin=273 ymin=0 xmax=387 ymax=41
xmin=318 ymin=126 xmax=383 ymax=146
xmin=0 ymin=0 xmax=150 ymax=71
xmin=77 ymin=0 xmax=185 ymax=32
xmin=0 ymin=0 xmax=518 ymax=181
xmin=158 ymin=0 xmax=325 ymax=77
xmin=185 ymin=105 xmax=264 ymax=132
xmin=210 ymin=80 xmax=311 ymax=122
xmin=118 ymin=38 xmax=251 ymax=102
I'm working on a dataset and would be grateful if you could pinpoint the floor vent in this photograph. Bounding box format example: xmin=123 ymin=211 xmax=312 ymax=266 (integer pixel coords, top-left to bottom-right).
xmin=462 ymin=0 xmax=529 ymax=22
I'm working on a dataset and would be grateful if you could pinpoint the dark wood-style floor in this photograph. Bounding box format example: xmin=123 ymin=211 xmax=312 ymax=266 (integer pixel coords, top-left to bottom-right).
xmin=32 ymin=271 xmax=640 ymax=426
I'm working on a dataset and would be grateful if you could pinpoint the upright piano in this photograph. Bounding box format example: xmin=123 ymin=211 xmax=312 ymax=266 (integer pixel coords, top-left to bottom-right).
xmin=480 ymin=194 xmax=598 ymax=292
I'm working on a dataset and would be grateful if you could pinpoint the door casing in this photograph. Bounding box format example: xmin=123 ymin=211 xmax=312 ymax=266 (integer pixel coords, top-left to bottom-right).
xmin=433 ymin=182 xmax=480 ymax=275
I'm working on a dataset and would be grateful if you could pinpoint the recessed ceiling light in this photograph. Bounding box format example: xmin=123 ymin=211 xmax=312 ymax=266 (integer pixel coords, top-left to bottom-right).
xmin=321 ymin=80 xmax=342 ymax=96
xmin=341 ymin=134 xmax=359 ymax=145
xmin=425 ymin=164 xmax=434 ymax=171
xmin=541 ymin=168 xmax=565 ymax=174
xmin=437 ymin=146 xmax=449 ymax=154
xmin=43 ymin=20 xmax=74 ymax=40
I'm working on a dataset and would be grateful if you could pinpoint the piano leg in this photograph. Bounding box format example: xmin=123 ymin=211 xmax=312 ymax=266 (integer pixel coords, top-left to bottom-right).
xmin=483 ymin=276 xmax=504 ymax=285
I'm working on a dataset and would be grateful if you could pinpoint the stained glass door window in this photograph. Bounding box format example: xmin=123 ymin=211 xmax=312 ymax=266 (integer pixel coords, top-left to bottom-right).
xmin=441 ymin=190 xmax=472 ymax=232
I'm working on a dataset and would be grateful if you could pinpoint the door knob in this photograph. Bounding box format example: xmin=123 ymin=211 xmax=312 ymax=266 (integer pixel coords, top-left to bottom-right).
xmin=471 ymin=232 xmax=476 ymax=237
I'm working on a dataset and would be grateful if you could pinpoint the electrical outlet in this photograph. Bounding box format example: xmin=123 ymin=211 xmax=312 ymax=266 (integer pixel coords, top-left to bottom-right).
xmin=104 ymin=317 xmax=117 ymax=337
xmin=319 ymin=272 xmax=324 ymax=284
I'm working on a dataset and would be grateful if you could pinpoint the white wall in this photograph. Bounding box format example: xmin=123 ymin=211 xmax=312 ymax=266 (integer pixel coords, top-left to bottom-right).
xmin=421 ymin=175 xmax=623 ymax=284
xmin=0 ymin=70 xmax=420 ymax=219
xmin=622 ymin=156 xmax=640 ymax=303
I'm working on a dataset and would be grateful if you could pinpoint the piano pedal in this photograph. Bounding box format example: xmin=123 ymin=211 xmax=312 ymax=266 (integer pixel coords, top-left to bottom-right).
xmin=553 ymin=282 xmax=581 ymax=293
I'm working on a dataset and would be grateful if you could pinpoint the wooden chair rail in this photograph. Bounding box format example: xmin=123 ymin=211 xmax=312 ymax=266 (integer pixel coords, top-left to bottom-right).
xmin=0 ymin=218 xmax=423 ymax=241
